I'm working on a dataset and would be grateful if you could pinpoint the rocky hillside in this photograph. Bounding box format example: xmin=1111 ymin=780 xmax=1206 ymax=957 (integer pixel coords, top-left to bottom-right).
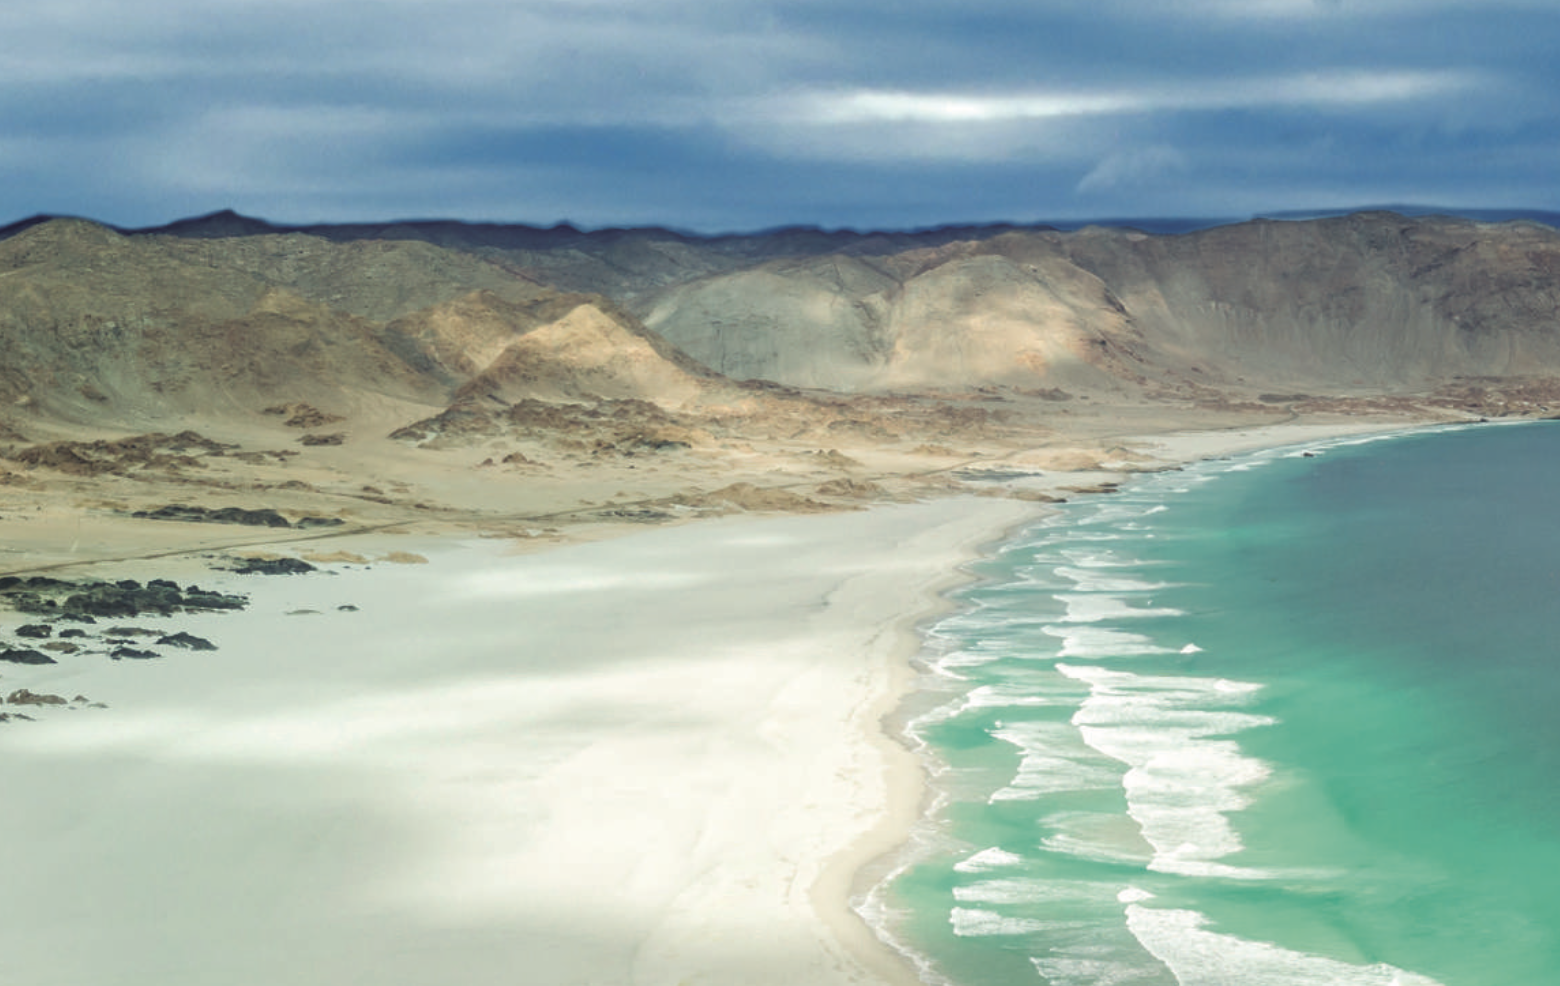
xmin=0 ymin=218 xmax=718 ymax=427
xmin=3 ymin=209 xmax=1560 ymax=440
xmin=632 ymin=213 xmax=1560 ymax=396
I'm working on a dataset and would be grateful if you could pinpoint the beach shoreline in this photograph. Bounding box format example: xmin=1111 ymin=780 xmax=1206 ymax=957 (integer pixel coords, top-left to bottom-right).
xmin=831 ymin=416 xmax=1441 ymax=986
xmin=0 ymin=415 xmax=1450 ymax=986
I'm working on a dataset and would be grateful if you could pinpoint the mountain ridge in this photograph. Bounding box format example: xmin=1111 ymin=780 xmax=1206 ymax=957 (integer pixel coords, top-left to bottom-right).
xmin=2 ymin=206 xmax=1558 ymax=561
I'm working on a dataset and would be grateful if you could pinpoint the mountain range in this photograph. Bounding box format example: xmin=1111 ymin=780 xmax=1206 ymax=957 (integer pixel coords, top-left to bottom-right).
xmin=6 ymin=208 xmax=1560 ymax=420
xmin=1 ymin=207 xmax=1557 ymax=544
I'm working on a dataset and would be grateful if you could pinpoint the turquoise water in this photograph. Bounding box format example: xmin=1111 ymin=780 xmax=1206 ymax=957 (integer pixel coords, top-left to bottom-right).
xmin=870 ymin=422 xmax=1560 ymax=986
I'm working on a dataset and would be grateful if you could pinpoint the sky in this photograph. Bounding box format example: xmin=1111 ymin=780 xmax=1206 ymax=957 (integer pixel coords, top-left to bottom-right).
xmin=4 ymin=0 xmax=1560 ymax=233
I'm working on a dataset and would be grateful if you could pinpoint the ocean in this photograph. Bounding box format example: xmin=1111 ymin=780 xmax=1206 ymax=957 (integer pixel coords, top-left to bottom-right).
xmin=866 ymin=421 xmax=1560 ymax=986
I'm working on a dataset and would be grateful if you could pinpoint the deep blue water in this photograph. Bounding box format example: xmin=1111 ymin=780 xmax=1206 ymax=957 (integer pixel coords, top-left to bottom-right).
xmin=869 ymin=421 xmax=1560 ymax=986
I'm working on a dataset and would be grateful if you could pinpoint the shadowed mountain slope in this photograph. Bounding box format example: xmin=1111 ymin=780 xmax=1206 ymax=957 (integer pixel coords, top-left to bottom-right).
xmin=0 ymin=219 xmax=717 ymax=426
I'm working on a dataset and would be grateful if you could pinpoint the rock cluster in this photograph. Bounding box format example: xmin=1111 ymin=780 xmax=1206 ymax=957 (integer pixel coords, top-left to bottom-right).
xmin=222 ymin=557 xmax=318 ymax=575
xmin=130 ymin=504 xmax=345 ymax=529
xmin=0 ymin=575 xmax=247 ymax=618
xmin=0 ymin=689 xmax=107 ymax=722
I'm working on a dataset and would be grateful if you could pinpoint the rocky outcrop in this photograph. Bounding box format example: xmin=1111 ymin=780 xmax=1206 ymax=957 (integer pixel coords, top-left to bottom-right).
xmin=157 ymin=632 xmax=217 ymax=651
xmin=224 ymin=557 xmax=317 ymax=575
xmin=0 ymin=647 xmax=54 ymax=665
xmin=7 ymin=688 xmax=67 ymax=706
xmin=133 ymin=505 xmax=292 ymax=527
xmin=0 ymin=576 xmax=247 ymax=618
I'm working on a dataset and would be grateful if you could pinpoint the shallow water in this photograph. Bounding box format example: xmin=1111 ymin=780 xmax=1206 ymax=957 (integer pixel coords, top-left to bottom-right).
xmin=869 ymin=421 xmax=1560 ymax=986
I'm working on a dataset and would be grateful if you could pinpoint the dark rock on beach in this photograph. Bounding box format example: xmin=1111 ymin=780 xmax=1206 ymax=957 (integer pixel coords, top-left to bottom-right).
xmin=2 ymin=577 xmax=247 ymax=618
xmin=15 ymin=624 xmax=52 ymax=638
xmin=110 ymin=646 xmax=160 ymax=660
xmin=294 ymin=515 xmax=346 ymax=528
xmin=7 ymin=688 xmax=67 ymax=707
xmin=132 ymin=504 xmax=294 ymax=528
xmin=226 ymin=557 xmax=317 ymax=575
xmin=157 ymin=632 xmax=216 ymax=651
xmin=0 ymin=647 xmax=55 ymax=665
xmin=182 ymin=590 xmax=247 ymax=610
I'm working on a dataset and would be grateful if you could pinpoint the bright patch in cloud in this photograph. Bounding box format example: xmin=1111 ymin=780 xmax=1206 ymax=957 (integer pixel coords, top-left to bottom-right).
xmin=779 ymin=69 xmax=1477 ymax=127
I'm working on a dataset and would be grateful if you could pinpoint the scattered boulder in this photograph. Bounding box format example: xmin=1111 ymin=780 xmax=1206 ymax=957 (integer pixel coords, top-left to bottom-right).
xmin=132 ymin=505 xmax=292 ymax=528
xmin=0 ymin=647 xmax=55 ymax=665
xmin=7 ymin=688 xmax=67 ymax=706
xmin=157 ymin=632 xmax=216 ymax=651
xmin=110 ymin=646 xmax=159 ymax=660
xmin=299 ymin=432 xmax=346 ymax=446
xmin=595 ymin=507 xmax=672 ymax=523
xmin=14 ymin=624 xmax=52 ymax=638
xmin=182 ymin=590 xmax=247 ymax=611
xmin=264 ymin=402 xmax=344 ymax=429
xmin=4 ymin=576 xmax=246 ymax=618
xmin=62 ymin=584 xmax=180 ymax=618
xmin=294 ymin=515 xmax=346 ymax=528
xmin=227 ymin=557 xmax=317 ymax=575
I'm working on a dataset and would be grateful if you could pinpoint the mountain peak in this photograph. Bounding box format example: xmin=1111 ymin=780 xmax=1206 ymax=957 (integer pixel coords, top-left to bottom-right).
xmin=138 ymin=209 xmax=283 ymax=238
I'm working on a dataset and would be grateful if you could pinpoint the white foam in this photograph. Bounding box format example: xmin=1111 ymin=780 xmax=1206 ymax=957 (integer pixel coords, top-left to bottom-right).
xmin=1180 ymin=643 xmax=1203 ymax=654
xmin=953 ymin=847 xmax=1023 ymax=873
xmin=960 ymin=683 xmax=1072 ymax=710
xmin=1059 ymin=548 xmax=1143 ymax=568
xmin=1054 ymin=566 xmax=1170 ymax=593
xmin=953 ymin=878 xmax=1111 ymax=906
xmin=1057 ymin=664 xmax=1274 ymax=876
xmin=1055 ymin=594 xmax=1185 ymax=623
xmin=1044 ymin=625 xmax=1175 ymax=658
xmin=932 ymin=648 xmax=1001 ymax=672
xmin=950 ymin=907 xmax=1082 ymax=937
xmin=1031 ymin=952 xmax=1169 ymax=986
xmin=1126 ymin=906 xmax=1447 ymax=986
xmin=990 ymin=721 xmax=1124 ymax=801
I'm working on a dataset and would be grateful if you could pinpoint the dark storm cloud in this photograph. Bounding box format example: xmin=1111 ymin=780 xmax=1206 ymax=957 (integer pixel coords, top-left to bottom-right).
xmin=2 ymin=0 xmax=1558 ymax=229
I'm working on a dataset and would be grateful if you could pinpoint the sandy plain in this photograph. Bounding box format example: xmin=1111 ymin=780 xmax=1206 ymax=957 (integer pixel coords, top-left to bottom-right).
xmin=0 ymin=410 xmax=1445 ymax=986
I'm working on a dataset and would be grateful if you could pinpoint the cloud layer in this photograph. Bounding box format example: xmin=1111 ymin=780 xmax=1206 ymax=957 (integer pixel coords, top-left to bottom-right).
xmin=3 ymin=0 xmax=1557 ymax=230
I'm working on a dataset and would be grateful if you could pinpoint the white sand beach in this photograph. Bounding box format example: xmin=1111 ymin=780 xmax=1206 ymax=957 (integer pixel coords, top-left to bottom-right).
xmin=0 ymin=416 xmax=1435 ymax=986
xmin=0 ymin=496 xmax=1040 ymax=986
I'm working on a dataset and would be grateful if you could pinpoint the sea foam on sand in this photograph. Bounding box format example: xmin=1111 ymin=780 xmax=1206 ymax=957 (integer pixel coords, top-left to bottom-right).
xmin=0 ymin=497 xmax=1034 ymax=986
